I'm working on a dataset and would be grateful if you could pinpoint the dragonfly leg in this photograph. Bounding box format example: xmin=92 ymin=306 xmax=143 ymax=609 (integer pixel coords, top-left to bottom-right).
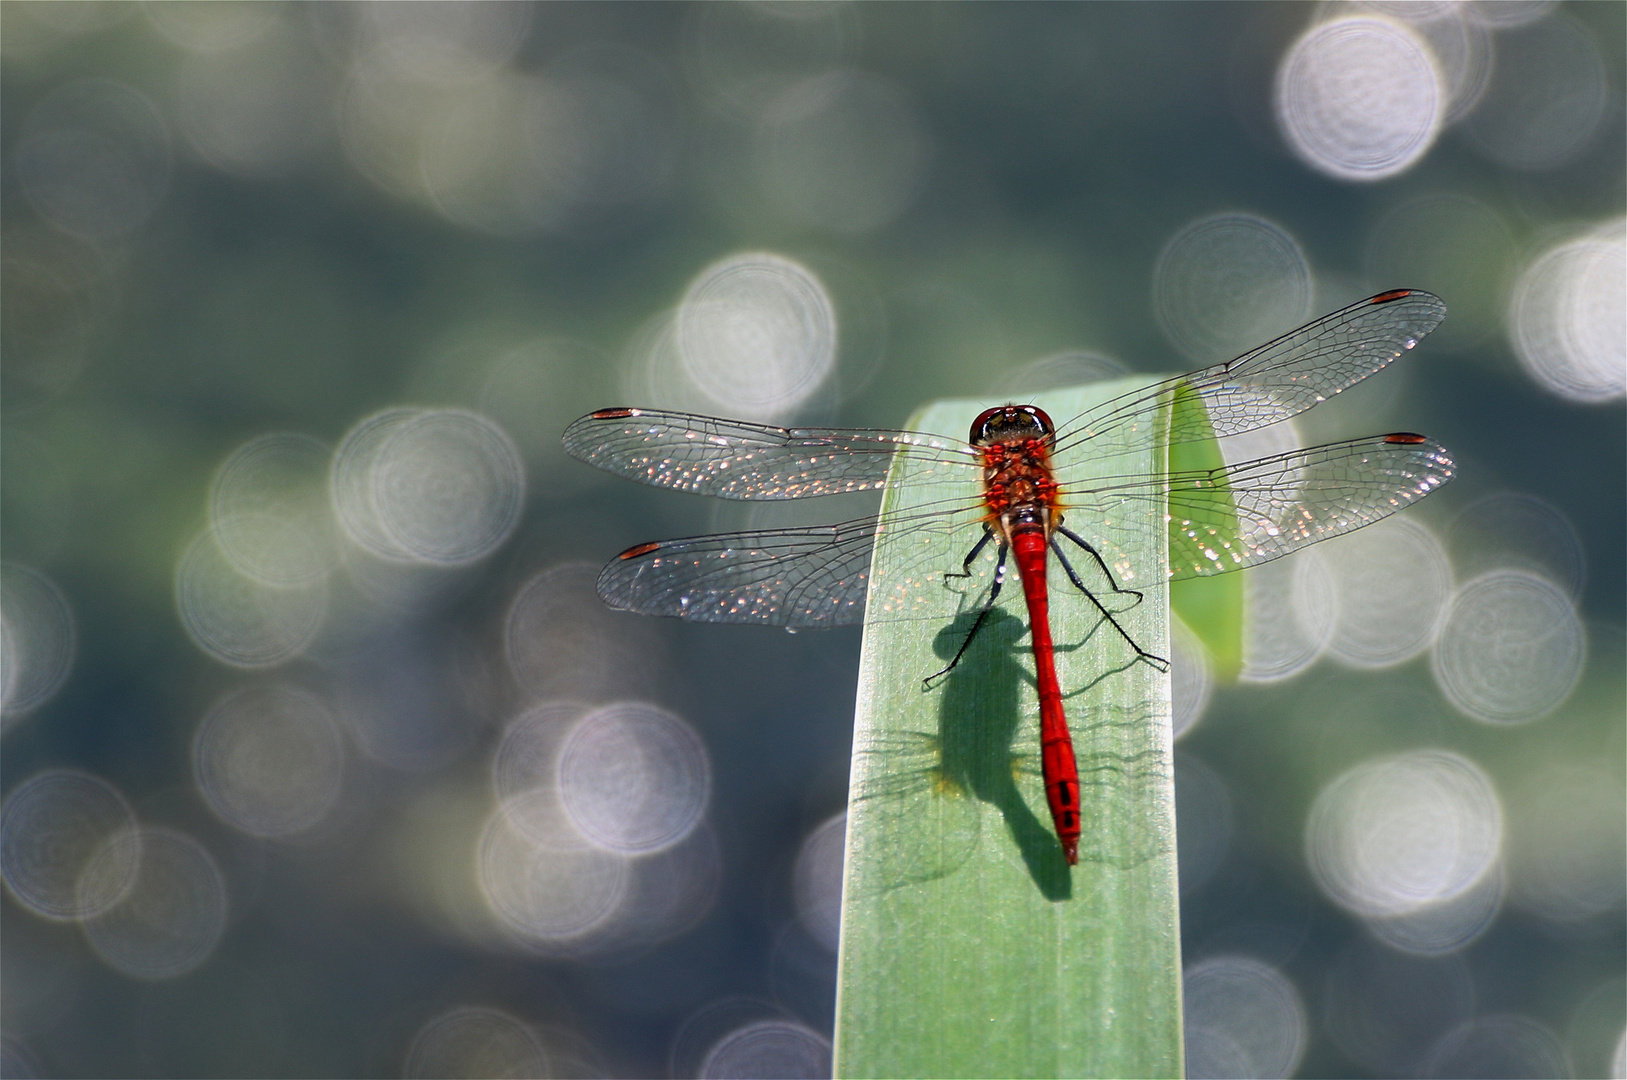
xmin=1055 ymin=525 xmax=1143 ymax=603
xmin=1051 ymin=537 xmax=1170 ymax=672
xmin=942 ymin=526 xmax=994 ymax=582
xmin=924 ymin=541 xmax=1009 ymax=689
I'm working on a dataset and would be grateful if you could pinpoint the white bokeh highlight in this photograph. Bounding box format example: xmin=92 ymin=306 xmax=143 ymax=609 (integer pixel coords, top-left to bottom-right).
xmin=1431 ymin=570 xmax=1585 ymax=725
xmin=371 ymin=410 xmax=525 ymax=565
xmin=557 ymin=703 xmax=711 ymax=855
xmin=675 ymin=253 xmax=837 ymax=421
xmin=1321 ymin=516 xmax=1451 ymax=669
xmin=403 ymin=1006 xmax=548 ymax=1080
xmin=1306 ymin=750 xmax=1502 ymax=920
xmin=193 ymin=683 xmax=347 ymax=839
xmin=209 ymin=432 xmax=338 ymax=587
xmin=1239 ymin=549 xmax=1336 ymax=683
xmin=792 ymin=812 xmax=846 ymax=952
xmin=81 ymin=828 xmax=227 ymax=980
xmin=1183 ymin=955 xmax=1308 ymax=1080
xmin=483 ymin=698 xmax=721 ymax=959
xmin=492 ymin=700 xmax=593 ymax=836
xmin=1364 ymin=862 xmax=1503 ymax=956
xmin=1154 ymin=214 xmax=1313 ymax=365
xmin=176 ymin=527 xmax=328 ymax=668
xmin=331 ymin=407 xmax=424 ymax=561
xmin=1275 ymin=17 xmax=1443 ymax=181
xmin=1408 ymin=6 xmax=1493 ymax=123
xmin=0 ymin=563 xmax=76 ymax=721
xmin=1170 ymin=618 xmax=1214 ymax=740
xmin=1447 ymin=491 xmax=1586 ymax=598
xmin=332 ymin=407 xmax=524 ymax=566
xmin=1 ymin=769 xmax=140 ymax=921
xmin=1509 ymin=227 xmax=1625 ymax=404
xmin=478 ymin=791 xmax=630 ymax=949
xmin=701 ymin=1020 xmax=831 ymax=1080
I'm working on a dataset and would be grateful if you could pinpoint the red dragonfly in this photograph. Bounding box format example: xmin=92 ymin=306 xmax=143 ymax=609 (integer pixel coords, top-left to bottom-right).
xmin=563 ymin=289 xmax=1455 ymax=864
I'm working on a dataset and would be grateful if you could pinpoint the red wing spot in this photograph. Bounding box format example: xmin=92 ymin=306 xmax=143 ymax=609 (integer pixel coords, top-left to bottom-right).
xmin=590 ymin=407 xmax=638 ymax=419
xmin=1385 ymin=432 xmax=1429 ymax=444
xmin=618 ymin=541 xmax=663 ymax=559
xmin=1369 ymin=289 xmax=1413 ymax=304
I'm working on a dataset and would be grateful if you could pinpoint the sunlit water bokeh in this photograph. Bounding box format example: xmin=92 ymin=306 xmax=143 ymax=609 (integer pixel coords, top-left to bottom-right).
xmin=2 ymin=3 xmax=1622 ymax=1077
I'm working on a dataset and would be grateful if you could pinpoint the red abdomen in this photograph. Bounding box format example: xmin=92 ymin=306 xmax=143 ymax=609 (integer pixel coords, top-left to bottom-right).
xmin=1010 ymin=528 xmax=1081 ymax=864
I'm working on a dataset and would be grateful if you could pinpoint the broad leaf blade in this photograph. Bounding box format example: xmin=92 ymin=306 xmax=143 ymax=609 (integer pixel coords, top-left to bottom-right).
xmin=834 ymin=380 xmax=1183 ymax=1079
xmin=1167 ymin=380 xmax=1246 ymax=681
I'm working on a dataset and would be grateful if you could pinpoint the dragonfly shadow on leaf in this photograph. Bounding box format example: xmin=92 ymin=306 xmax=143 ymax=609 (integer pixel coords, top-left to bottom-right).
xmin=1054 ymin=637 xmax=1172 ymax=874
xmin=931 ymin=608 xmax=1073 ymax=901
xmin=922 ymin=605 xmax=1171 ymax=899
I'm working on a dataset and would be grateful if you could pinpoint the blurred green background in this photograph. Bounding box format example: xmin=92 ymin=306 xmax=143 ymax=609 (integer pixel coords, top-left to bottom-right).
xmin=2 ymin=3 xmax=1622 ymax=1078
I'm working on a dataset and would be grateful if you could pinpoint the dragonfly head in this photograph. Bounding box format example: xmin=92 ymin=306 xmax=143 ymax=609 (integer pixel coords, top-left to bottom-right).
xmin=969 ymin=405 xmax=1054 ymax=447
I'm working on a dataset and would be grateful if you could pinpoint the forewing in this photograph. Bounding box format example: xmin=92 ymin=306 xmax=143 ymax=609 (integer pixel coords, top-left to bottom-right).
xmin=563 ymin=408 xmax=976 ymax=500
xmin=1052 ymin=290 xmax=1448 ymax=458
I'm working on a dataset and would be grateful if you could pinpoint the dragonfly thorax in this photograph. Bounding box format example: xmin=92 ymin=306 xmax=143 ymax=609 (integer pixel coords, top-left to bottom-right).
xmin=981 ymin=433 xmax=1062 ymax=540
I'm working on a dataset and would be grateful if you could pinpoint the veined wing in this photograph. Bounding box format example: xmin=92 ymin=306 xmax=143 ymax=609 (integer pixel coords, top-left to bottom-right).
xmin=596 ymin=434 xmax=1454 ymax=627
xmin=1061 ymin=433 xmax=1455 ymax=579
xmin=566 ymin=292 xmax=1444 ymax=499
xmin=1050 ymin=289 xmax=1447 ymax=459
xmin=563 ymin=407 xmax=977 ymax=500
xmin=596 ymin=488 xmax=993 ymax=628
xmin=598 ymin=521 xmax=878 ymax=627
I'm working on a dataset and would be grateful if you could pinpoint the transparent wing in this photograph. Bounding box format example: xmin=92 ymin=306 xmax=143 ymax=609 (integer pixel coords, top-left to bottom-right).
xmin=565 ymin=291 xmax=1445 ymax=503
xmin=598 ymin=435 xmax=1454 ymax=626
xmin=1172 ymin=434 xmax=1454 ymax=576
xmin=562 ymin=408 xmax=976 ymax=500
xmin=1050 ymin=289 xmax=1447 ymax=458
xmin=1063 ymin=433 xmax=1456 ymax=579
xmin=597 ymin=516 xmax=888 ymax=628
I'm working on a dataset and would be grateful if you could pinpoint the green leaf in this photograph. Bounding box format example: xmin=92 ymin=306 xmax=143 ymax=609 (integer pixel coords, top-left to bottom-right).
xmin=834 ymin=380 xmax=1183 ymax=1079
xmin=1166 ymin=381 xmax=1245 ymax=682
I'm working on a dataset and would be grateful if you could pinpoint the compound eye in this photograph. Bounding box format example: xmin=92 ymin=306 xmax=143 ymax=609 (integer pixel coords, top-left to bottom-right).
xmin=968 ymin=407 xmax=1005 ymax=443
xmin=1022 ymin=406 xmax=1055 ymax=435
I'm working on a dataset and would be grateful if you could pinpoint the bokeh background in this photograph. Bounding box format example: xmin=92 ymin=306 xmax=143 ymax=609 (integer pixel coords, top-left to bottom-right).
xmin=2 ymin=3 xmax=1623 ymax=1078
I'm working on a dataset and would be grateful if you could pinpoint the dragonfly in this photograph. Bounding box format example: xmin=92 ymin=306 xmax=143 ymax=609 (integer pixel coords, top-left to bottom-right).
xmin=563 ymin=289 xmax=1455 ymax=864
